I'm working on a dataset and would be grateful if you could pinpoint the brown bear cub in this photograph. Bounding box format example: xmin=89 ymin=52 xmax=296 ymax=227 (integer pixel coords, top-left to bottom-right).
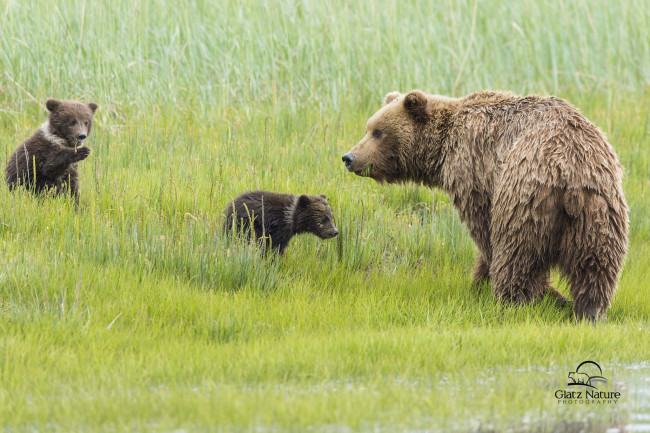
xmin=5 ymin=98 xmax=98 ymax=203
xmin=224 ymin=191 xmax=339 ymax=254
xmin=343 ymin=90 xmax=628 ymax=321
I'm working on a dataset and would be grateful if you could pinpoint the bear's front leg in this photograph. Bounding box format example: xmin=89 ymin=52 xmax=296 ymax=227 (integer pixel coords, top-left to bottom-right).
xmin=459 ymin=199 xmax=493 ymax=288
xmin=472 ymin=254 xmax=491 ymax=287
xmin=41 ymin=147 xmax=91 ymax=179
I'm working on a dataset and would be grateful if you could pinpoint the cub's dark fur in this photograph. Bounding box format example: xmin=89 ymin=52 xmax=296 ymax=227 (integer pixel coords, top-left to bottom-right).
xmin=5 ymin=98 xmax=98 ymax=203
xmin=224 ymin=190 xmax=339 ymax=254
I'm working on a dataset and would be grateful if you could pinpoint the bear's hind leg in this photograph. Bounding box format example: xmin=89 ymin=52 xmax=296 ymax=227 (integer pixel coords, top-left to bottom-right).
xmin=490 ymin=181 xmax=562 ymax=304
xmin=560 ymin=193 xmax=627 ymax=322
xmin=474 ymin=251 xmax=566 ymax=306
xmin=491 ymin=249 xmax=550 ymax=304
xmin=567 ymin=267 xmax=614 ymax=322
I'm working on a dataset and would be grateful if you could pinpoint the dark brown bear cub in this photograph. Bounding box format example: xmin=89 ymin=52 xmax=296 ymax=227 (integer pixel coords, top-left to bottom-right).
xmin=224 ymin=191 xmax=339 ymax=254
xmin=5 ymin=98 xmax=98 ymax=203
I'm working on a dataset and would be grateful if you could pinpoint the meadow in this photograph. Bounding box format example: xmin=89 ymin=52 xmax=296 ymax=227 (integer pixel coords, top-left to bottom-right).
xmin=1 ymin=0 xmax=649 ymax=431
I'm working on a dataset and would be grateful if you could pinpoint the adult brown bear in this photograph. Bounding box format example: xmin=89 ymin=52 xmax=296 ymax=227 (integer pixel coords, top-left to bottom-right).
xmin=342 ymin=90 xmax=628 ymax=321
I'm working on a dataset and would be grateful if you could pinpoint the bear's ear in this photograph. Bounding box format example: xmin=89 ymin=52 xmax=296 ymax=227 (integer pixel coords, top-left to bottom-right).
xmin=319 ymin=194 xmax=327 ymax=200
xmin=46 ymin=99 xmax=60 ymax=113
xmin=88 ymin=102 xmax=98 ymax=113
xmin=297 ymin=195 xmax=311 ymax=208
xmin=403 ymin=91 xmax=429 ymax=123
xmin=384 ymin=92 xmax=401 ymax=105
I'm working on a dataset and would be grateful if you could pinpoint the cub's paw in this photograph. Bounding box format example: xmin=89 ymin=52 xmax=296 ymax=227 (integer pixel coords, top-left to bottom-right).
xmin=74 ymin=147 xmax=91 ymax=161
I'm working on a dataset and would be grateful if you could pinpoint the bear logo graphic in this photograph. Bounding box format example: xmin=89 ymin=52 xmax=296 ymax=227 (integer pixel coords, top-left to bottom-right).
xmin=567 ymin=361 xmax=608 ymax=389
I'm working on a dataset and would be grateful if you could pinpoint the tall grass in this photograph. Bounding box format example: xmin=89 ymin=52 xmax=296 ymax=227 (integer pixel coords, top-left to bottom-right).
xmin=1 ymin=0 xmax=649 ymax=431
xmin=1 ymin=0 xmax=649 ymax=116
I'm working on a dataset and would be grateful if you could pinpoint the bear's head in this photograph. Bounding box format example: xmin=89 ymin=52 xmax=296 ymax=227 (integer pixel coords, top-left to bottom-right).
xmin=294 ymin=194 xmax=339 ymax=239
xmin=46 ymin=99 xmax=98 ymax=147
xmin=342 ymin=90 xmax=452 ymax=184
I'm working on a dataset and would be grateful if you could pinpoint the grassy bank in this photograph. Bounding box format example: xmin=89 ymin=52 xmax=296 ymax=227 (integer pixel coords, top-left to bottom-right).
xmin=1 ymin=0 xmax=649 ymax=431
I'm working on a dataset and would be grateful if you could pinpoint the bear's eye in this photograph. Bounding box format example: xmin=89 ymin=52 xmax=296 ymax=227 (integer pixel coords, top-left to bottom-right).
xmin=84 ymin=121 xmax=89 ymax=126
xmin=321 ymin=216 xmax=329 ymax=224
xmin=372 ymin=129 xmax=382 ymax=139
xmin=70 ymin=120 xmax=77 ymax=126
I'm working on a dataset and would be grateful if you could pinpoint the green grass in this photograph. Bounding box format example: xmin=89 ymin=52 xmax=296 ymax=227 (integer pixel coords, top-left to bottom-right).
xmin=1 ymin=0 xmax=650 ymax=431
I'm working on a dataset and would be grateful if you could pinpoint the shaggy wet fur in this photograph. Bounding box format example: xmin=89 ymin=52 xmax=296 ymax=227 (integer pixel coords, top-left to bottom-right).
xmin=5 ymin=99 xmax=98 ymax=204
xmin=224 ymin=191 xmax=339 ymax=254
xmin=343 ymin=90 xmax=628 ymax=321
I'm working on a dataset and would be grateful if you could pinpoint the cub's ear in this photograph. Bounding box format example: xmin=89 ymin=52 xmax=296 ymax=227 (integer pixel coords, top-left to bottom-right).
xmin=403 ymin=90 xmax=429 ymax=123
xmin=384 ymin=92 xmax=401 ymax=105
xmin=88 ymin=102 xmax=99 ymax=113
xmin=297 ymin=195 xmax=311 ymax=208
xmin=46 ymin=99 xmax=60 ymax=112
xmin=319 ymin=194 xmax=327 ymax=200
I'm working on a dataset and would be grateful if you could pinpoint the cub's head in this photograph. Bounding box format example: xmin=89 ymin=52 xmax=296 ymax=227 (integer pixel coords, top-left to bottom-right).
xmin=46 ymin=99 xmax=98 ymax=147
xmin=294 ymin=194 xmax=339 ymax=239
xmin=342 ymin=90 xmax=432 ymax=183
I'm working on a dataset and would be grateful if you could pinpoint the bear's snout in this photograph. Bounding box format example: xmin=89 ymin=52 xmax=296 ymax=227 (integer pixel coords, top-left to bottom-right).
xmin=321 ymin=228 xmax=339 ymax=239
xmin=342 ymin=153 xmax=355 ymax=171
xmin=77 ymin=132 xmax=87 ymax=140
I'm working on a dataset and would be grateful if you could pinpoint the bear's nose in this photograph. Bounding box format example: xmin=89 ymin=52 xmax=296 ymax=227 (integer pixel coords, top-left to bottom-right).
xmin=77 ymin=132 xmax=87 ymax=140
xmin=342 ymin=153 xmax=355 ymax=165
xmin=332 ymin=229 xmax=339 ymax=237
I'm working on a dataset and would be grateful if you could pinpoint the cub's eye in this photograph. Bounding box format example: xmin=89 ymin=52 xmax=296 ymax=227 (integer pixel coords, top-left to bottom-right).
xmin=70 ymin=120 xmax=77 ymax=126
xmin=372 ymin=129 xmax=382 ymax=139
xmin=84 ymin=121 xmax=89 ymax=126
xmin=321 ymin=216 xmax=329 ymax=224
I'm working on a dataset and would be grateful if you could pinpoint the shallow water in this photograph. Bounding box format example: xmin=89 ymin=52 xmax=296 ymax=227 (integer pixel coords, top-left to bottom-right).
xmin=461 ymin=364 xmax=647 ymax=433
xmin=275 ymin=362 xmax=650 ymax=433
xmin=440 ymin=362 xmax=650 ymax=433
